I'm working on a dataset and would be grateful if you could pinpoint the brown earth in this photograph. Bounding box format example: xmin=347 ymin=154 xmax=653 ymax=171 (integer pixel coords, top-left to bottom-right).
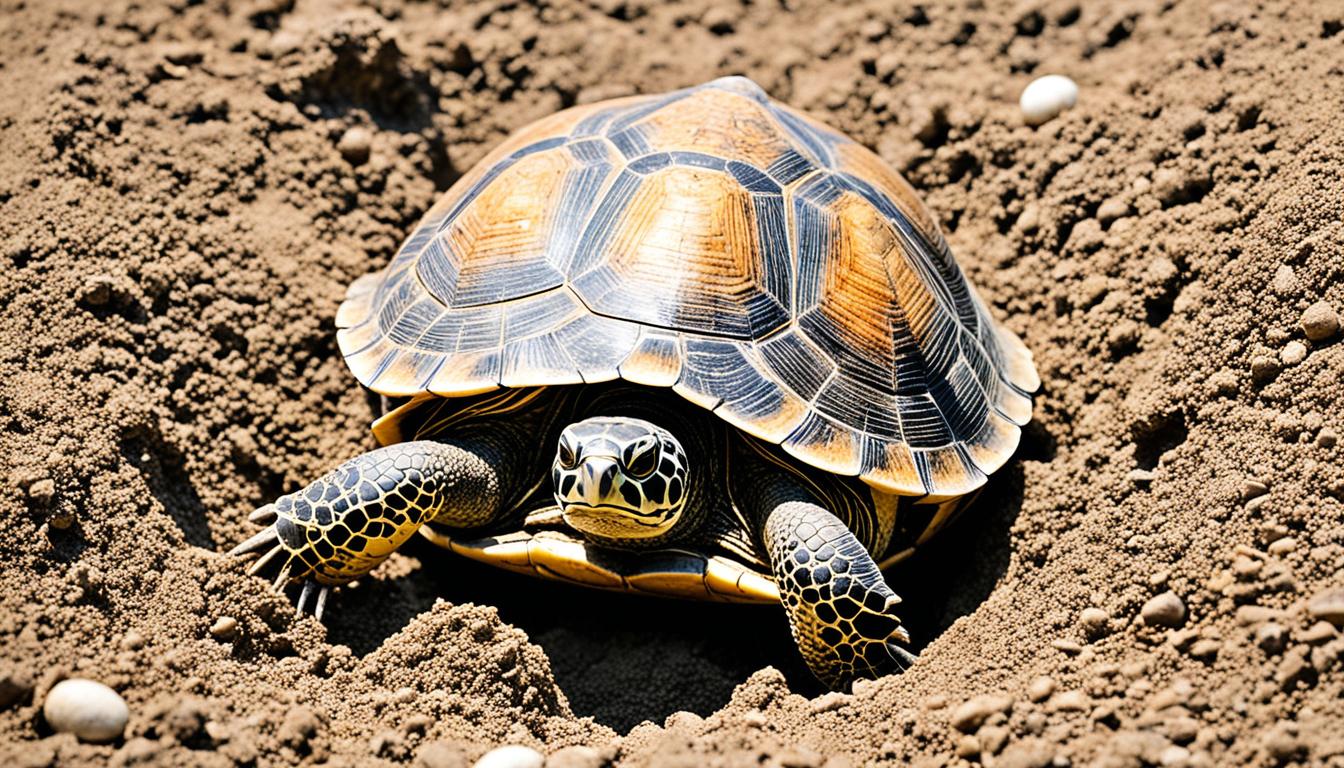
xmin=2 ymin=0 xmax=1343 ymax=765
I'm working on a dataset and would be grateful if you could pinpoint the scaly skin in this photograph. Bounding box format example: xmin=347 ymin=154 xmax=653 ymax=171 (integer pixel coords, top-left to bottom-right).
xmin=764 ymin=501 xmax=916 ymax=688
xmin=231 ymin=437 xmax=517 ymax=615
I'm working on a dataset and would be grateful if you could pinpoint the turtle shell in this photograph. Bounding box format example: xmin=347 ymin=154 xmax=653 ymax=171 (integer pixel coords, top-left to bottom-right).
xmin=337 ymin=76 xmax=1038 ymax=500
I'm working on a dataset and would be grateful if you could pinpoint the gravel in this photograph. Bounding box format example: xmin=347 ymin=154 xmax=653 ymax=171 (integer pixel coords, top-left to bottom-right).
xmin=1141 ymin=592 xmax=1188 ymax=628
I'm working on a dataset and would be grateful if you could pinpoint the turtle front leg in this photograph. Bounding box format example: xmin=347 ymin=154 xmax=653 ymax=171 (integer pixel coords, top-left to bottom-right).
xmin=764 ymin=501 xmax=918 ymax=688
xmin=230 ymin=437 xmax=517 ymax=618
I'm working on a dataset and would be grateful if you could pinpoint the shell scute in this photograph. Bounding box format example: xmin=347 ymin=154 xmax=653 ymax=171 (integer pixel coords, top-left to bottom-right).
xmin=338 ymin=77 xmax=1037 ymax=498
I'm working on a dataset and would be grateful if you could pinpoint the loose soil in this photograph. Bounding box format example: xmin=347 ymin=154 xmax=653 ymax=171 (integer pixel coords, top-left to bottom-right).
xmin=1 ymin=0 xmax=1342 ymax=766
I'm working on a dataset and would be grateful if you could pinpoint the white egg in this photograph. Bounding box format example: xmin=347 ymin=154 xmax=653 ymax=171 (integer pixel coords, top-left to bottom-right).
xmin=43 ymin=678 xmax=129 ymax=743
xmin=1019 ymin=74 xmax=1079 ymax=126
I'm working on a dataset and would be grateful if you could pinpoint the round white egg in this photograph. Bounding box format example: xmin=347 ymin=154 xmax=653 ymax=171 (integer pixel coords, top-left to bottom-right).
xmin=1019 ymin=74 xmax=1079 ymax=126
xmin=43 ymin=678 xmax=129 ymax=743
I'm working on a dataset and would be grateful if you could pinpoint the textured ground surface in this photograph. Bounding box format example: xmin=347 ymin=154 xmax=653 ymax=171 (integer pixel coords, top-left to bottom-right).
xmin=2 ymin=0 xmax=1343 ymax=765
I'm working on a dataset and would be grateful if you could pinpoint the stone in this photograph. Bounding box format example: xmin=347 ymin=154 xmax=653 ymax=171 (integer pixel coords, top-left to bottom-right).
xmin=209 ymin=616 xmax=238 ymax=639
xmin=1257 ymin=623 xmax=1287 ymax=654
xmin=1142 ymin=592 xmax=1187 ymax=627
xmin=1279 ymin=341 xmax=1308 ymax=365
xmin=1049 ymin=690 xmax=1090 ymax=712
xmin=1097 ymin=197 xmax=1130 ymax=225
xmin=42 ymin=678 xmax=129 ymax=743
xmin=1080 ymin=607 xmax=1111 ymax=637
xmin=1027 ymin=676 xmax=1056 ymax=703
xmin=1300 ymin=300 xmax=1339 ymax=341
xmin=336 ymin=127 xmax=373 ymax=165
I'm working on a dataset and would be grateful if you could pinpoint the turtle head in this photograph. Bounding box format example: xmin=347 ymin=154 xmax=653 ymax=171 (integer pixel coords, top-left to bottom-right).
xmin=552 ymin=417 xmax=689 ymax=541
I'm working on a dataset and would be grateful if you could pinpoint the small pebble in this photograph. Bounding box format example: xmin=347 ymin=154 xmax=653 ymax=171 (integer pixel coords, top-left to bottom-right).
xmin=741 ymin=709 xmax=767 ymax=728
xmin=337 ymin=127 xmax=373 ymax=165
xmin=1257 ymin=623 xmax=1287 ymax=654
xmin=1141 ymin=592 xmax=1187 ymax=628
xmin=1051 ymin=639 xmax=1083 ymax=654
xmin=1270 ymin=265 xmax=1299 ymax=295
xmin=209 ymin=616 xmax=238 ymax=639
xmin=979 ymin=725 xmax=1010 ymax=755
xmin=1308 ymin=587 xmax=1344 ymax=627
xmin=1300 ymin=300 xmax=1340 ymax=342
xmin=1235 ymin=605 xmax=1280 ymax=626
xmin=1250 ymin=354 xmax=1281 ymax=382
xmin=956 ymin=734 xmax=981 ymax=758
xmin=1128 ymin=469 xmax=1156 ymax=486
xmin=950 ymin=694 xmax=1013 ymax=733
xmin=1317 ymin=427 xmax=1338 ymax=449
xmin=1027 ymin=676 xmax=1056 ymax=703
xmin=1019 ymin=74 xmax=1079 ymax=126
xmin=1160 ymin=745 xmax=1192 ymax=768
xmin=1279 ymin=341 xmax=1307 ymax=365
xmin=43 ymin=678 xmax=129 ymax=743
xmin=1241 ymin=479 xmax=1269 ymax=501
xmin=1080 ymin=607 xmax=1111 ymax=637
xmin=811 ymin=691 xmax=849 ymax=713
xmin=1187 ymin=639 xmax=1220 ymax=660
xmin=472 ymin=745 xmax=543 ymax=768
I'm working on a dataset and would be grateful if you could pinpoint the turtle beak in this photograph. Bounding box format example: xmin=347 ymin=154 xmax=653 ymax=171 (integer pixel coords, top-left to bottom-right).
xmin=577 ymin=457 xmax=622 ymax=507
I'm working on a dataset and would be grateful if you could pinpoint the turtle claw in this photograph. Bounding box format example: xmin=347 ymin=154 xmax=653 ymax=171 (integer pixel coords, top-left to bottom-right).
xmin=295 ymin=580 xmax=331 ymax=621
xmin=249 ymin=503 xmax=279 ymax=525
xmin=229 ymin=526 xmax=279 ymax=557
xmin=885 ymin=642 xmax=919 ymax=672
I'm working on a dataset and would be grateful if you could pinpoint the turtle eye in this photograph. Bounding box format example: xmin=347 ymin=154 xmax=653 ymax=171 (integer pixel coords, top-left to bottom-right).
xmin=625 ymin=443 xmax=658 ymax=478
xmin=557 ymin=439 xmax=577 ymax=470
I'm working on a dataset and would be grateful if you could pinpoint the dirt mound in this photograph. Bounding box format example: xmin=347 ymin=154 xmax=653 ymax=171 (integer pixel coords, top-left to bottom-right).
xmin=1 ymin=0 xmax=1341 ymax=765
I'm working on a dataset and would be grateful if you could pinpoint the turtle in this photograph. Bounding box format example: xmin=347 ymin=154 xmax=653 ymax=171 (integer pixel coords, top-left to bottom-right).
xmin=230 ymin=76 xmax=1039 ymax=688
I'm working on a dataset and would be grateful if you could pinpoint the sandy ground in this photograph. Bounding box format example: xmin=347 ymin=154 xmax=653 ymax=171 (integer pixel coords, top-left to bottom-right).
xmin=1 ymin=0 xmax=1343 ymax=765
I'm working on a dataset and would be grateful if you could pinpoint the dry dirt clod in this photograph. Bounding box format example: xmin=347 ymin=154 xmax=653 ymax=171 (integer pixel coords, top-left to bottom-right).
xmin=42 ymin=678 xmax=129 ymax=743
xmin=1027 ymin=676 xmax=1056 ymax=703
xmin=1142 ymin=592 xmax=1188 ymax=627
xmin=1080 ymin=607 xmax=1111 ymax=638
xmin=0 ymin=666 xmax=35 ymax=710
xmin=474 ymin=745 xmax=544 ymax=768
xmin=950 ymin=694 xmax=1013 ymax=733
xmin=1257 ymin=623 xmax=1288 ymax=654
xmin=1308 ymin=587 xmax=1344 ymax=627
xmin=1049 ymin=690 xmax=1090 ymax=712
xmin=1279 ymin=341 xmax=1308 ymax=365
xmin=546 ymin=745 xmax=604 ymax=768
xmin=1300 ymin=300 xmax=1340 ymax=341
xmin=416 ymin=742 xmax=471 ymax=768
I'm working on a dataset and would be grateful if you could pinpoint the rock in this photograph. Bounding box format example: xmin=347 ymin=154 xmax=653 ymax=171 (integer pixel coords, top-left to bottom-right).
xmin=1027 ymin=676 xmax=1056 ymax=703
xmin=42 ymin=678 xmax=129 ymax=743
xmin=546 ymin=745 xmax=604 ymax=768
xmin=1317 ymin=427 xmax=1338 ymax=449
xmin=1300 ymin=300 xmax=1340 ymax=341
xmin=950 ymin=693 xmax=1013 ymax=733
xmin=1049 ymin=690 xmax=1090 ymax=712
xmin=1308 ymin=587 xmax=1344 ymax=627
xmin=1080 ymin=607 xmax=1111 ymax=637
xmin=336 ymin=127 xmax=373 ymax=165
xmin=1019 ymin=74 xmax=1078 ymax=126
xmin=1128 ymin=468 xmax=1156 ymax=485
xmin=27 ymin=478 xmax=56 ymax=507
xmin=1280 ymin=341 xmax=1308 ymax=365
xmin=1250 ymin=354 xmax=1281 ymax=382
xmin=209 ymin=616 xmax=238 ymax=639
xmin=1142 ymin=592 xmax=1187 ymax=627
xmin=416 ymin=742 xmax=471 ymax=768
xmin=473 ymin=745 xmax=544 ymax=768
xmin=1187 ymin=639 xmax=1220 ymax=660
xmin=79 ymin=275 xmax=117 ymax=306
xmin=1241 ymin=479 xmax=1269 ymax=501
xmin=1257 ymin=623 xmax=1287 ymax=654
